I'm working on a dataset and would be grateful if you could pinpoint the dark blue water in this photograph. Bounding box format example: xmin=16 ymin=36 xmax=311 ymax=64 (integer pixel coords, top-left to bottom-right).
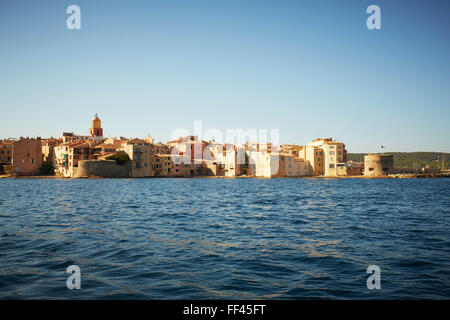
xmin=0 ymin=178 xmax=449 ymax=299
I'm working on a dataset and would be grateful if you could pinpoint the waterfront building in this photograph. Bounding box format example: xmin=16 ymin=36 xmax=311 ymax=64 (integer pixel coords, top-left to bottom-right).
xmin=153 ymin=154 xmax=172 ymax=176
xmin=54 ymin=140 xmax=101 ymax=177
xmin=240 ymin=143 xmax=277 ymax=178
xmin=12 ymin=137 xmax=43 ymax=175
xmin=307 ymin=138 xmax=346 ymax=176
xmin=0 ymin=139 xmax=14 ymax=164
xmin=280 ymin=144 xmax=304 ymax=157
xmin=279 ymin=154 xmax=310 ymax=177
xmin=168 ymin=136 xmax=207 ymax=163
xmin=168 ymin=154 xmax=203 ymax=177
xmin=123 ymin=139 xmax=154 ymax=177
xmin=296 ymin=146 xmax=323 ymax=176
xmin=206 ymin=143 xmax=241 ymax=177
xmin=0 ymin=139 xmax=14 ymax=174
xmin=41 ymin=138 xmax=60 ymax=165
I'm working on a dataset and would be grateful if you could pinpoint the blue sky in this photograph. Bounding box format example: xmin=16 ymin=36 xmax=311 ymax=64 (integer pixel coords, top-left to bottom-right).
xmin=0 ymin=0 xmax=449 ymax=152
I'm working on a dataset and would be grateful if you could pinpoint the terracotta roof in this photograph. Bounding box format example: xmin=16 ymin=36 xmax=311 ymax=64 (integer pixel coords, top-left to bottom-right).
xmin=126 ymin=138 xmax=147 ymax=145
xmin=167 ymin=136 xmax=199 ymax=144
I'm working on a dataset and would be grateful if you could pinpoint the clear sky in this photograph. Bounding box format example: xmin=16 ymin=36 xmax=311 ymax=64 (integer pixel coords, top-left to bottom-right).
xmin=0 ymin=0 xmax=449 ymax=153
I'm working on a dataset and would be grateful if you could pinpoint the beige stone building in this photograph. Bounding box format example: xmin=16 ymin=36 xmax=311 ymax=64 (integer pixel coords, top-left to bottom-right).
xmin=153 ymin=154 xmax=172 ymax=176
xmin=168 ymin=154 xmax=203 ymax=177
xmin=280 ymin=154 xmax=310 ymax=177
xmin=307 ymin=138 xmax=346 ymax=176
xmin=42 ymin=138 xmax=60 ymax=165
xmin=153 ymin=143 xmax=170 ymax=155
xmin=123 ymin=139 xmax=154 ymax=177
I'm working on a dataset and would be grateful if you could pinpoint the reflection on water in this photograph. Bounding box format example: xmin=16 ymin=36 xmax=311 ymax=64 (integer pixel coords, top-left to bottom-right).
xmin=0 ymin=178 xmax=449 ymax=299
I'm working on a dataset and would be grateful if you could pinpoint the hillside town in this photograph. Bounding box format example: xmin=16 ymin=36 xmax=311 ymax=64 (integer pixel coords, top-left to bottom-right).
xmin=0 ymin=115 xmax=444 ymax=179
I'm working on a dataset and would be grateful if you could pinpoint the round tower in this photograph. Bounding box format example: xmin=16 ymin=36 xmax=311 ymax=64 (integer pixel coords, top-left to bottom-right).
xmin=364 ymin=154 xmax=393 ymax=176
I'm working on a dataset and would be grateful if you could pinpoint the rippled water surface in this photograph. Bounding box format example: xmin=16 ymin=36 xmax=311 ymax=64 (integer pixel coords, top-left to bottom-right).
xmin=0 ymin=178 xmax=449 ymax=299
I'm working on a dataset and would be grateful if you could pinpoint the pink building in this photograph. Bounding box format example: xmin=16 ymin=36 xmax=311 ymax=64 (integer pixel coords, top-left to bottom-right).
xmin=12 ymin=138 xmax=43 ymax=175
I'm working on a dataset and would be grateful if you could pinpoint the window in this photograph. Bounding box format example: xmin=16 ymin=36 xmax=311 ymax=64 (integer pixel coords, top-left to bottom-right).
xmin=329 ymin=164 xmax=335 ymax=168
xmin=329 ymin=151 xmax=335 ymax=155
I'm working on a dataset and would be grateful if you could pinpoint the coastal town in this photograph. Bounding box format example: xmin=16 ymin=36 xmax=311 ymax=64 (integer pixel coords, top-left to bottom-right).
xmin=0 ymin=115 xmax=446 ymax=179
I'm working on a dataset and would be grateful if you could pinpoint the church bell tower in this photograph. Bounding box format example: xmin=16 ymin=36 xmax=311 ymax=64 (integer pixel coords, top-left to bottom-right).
xmin=89 ymin=114 xmax=103 ymax=140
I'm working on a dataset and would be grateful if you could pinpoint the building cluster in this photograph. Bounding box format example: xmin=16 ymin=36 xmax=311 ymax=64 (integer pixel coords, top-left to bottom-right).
xmin=1 ymin=115 xmax=368 ymax=178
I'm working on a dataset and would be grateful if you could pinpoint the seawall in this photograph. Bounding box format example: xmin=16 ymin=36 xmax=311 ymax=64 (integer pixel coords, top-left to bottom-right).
xmin=73 ymin=160 xmax=131 ymax=178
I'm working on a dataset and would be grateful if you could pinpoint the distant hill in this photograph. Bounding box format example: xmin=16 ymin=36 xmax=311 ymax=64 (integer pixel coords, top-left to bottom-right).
xmin=347 ymin=152 xmax=449 ymax=169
